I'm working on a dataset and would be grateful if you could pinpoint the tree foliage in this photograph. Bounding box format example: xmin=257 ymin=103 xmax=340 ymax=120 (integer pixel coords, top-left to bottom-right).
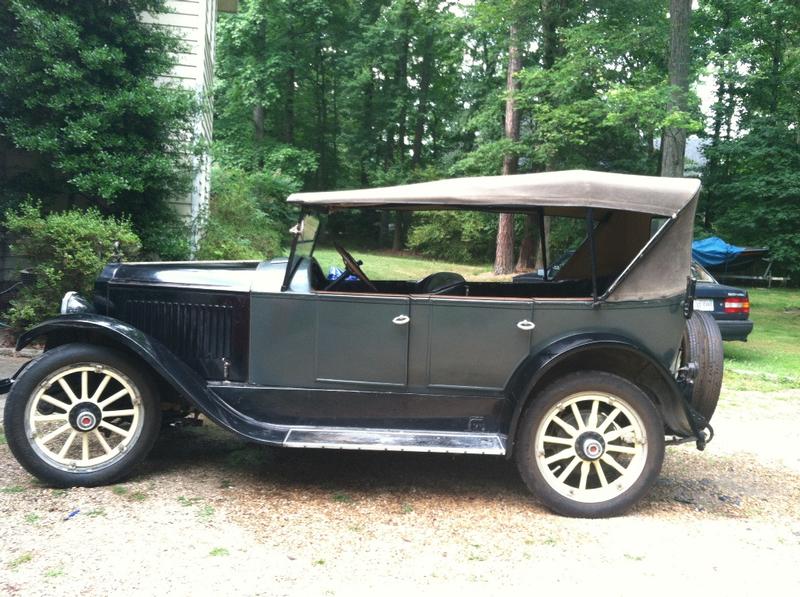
xmin=0 ymin=0 xmax=196 ymax=258
xmin=699 ymin=0 xmax=800 ymax=281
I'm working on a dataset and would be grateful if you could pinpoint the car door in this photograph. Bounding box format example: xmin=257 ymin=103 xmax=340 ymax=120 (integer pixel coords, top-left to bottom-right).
xmin=315 ymin=292 xmax=411 ymax=387
xmin=424 ymin=297 xmax=534 ymax=391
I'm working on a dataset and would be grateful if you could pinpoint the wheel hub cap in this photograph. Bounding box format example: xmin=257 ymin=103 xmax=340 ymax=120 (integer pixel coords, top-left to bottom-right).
xmin=69 ymin=403 xmax=102 ymax=432
xmin=575 ymin=431 xmax=605 ymax=461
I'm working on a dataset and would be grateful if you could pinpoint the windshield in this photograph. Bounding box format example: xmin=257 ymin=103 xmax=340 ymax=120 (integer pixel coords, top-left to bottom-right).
xmin=282 ymin=213 xmax=320 ymax=290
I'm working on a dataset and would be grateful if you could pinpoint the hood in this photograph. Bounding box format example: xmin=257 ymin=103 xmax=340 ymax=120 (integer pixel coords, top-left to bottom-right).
xmin=97 ymin=260 xmax=264 ymax=292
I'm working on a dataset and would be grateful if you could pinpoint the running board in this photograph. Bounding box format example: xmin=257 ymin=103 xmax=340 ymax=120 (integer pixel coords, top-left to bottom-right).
xmin=283 ymin=428 xmax=507 ymax=455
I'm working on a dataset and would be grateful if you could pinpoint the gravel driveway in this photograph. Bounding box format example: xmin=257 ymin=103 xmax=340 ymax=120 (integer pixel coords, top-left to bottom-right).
xmin=1 ymin=353 xmax=799 ymax=595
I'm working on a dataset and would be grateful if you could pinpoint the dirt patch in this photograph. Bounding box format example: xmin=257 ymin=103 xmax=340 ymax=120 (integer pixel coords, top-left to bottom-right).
xmin=1 ymin=383 xmax=800 ymax=594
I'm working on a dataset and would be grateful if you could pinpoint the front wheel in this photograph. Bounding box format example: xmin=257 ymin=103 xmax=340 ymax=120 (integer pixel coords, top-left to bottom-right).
xmin=516 ymin=371 xmax=665 ymax=518
xmin=4 ymin=343 xmax=161 ymax=487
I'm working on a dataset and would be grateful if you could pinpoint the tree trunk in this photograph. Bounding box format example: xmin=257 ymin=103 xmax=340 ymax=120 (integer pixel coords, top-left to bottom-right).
xmin=516 ymin=1 xmax=563 ymax=271
xmin=660 ymin=0 xmax=691 ymax=177
xmin=515 ymin=215 xmax=537 ymax=272
xmin=285 ymin=65 xmax=295 ymax=144
xmin=535 ymin=216 xmax=550 ymax=270
xmin=412 ymin=28 xmax=434 ymax=168
xmin=253 ymin=105 xmax=265 ymax=142
xmin=494 ymin=21 xmax=522 ymax=275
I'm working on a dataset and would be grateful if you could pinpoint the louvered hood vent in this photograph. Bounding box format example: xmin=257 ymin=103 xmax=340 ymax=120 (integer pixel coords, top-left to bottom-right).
xmin=123 ymin=299 xmax=235 ymax=379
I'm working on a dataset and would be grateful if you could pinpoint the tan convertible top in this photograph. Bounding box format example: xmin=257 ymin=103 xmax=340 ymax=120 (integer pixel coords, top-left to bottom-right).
xmin=288 ymin=170 xmax=701 ymax=217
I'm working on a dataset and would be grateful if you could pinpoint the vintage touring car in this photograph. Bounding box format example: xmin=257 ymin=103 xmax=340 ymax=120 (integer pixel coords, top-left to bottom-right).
xmin=1 ymin=170 xmax=721 ymax=518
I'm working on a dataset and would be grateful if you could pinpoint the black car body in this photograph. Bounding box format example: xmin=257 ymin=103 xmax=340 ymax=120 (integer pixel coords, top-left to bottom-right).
xmin=691 ymin=262 xmax=753 ymax=342
xmin=1 ymin=170 xmax=719 ymax=518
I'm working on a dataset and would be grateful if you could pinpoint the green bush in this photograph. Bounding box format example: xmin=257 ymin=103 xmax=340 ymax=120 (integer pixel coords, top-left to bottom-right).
xmin=194 ymin=168 xmax=296 ymax=261
xmin=2 ymin=203 xmax=140 ymax=331
xmin=407 ymin=211 xmax=497 ymax=263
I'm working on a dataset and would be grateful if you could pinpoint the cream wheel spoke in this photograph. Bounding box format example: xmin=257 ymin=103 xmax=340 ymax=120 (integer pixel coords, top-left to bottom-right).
xmin=557 ymin=456 xmax=582 ymax=482
xmin=551 ymin=415 xmax=578 ymax=437
xmin=58 ymin=430 xmax=78 ymax=459
xmin=542 ymin=435 xmax=574 ymax=446
xmin=588 ymin=399 xmax=600 ymax=429
xmin=594 ymin=461 xmax=609 ymax=487
xmin=597 ymin=407 xmax=621 ymax=433
xmin=102 ymin=409 xmax=136 ymax=418
xmin=98 ymin=388 xmax=130 ymax=409
xmin=33 ymin=413 xmax=68 ymax=423
xmin=544 ymin=447 xmax=575 ymax=465
xmin=40 ymin=422 xmax=72 ymax=444
xmin=90 ymin=374 xmax=112 ymax=402
xmin=81 ymin=433 xmax=90 ymax=463
xmin=604 ymin=425 xmax=635 ymax=443
xmin=99 ymin=421 xmax=130 ymax=438
xmin=57 ymin=378 xmax=79 ymax=404
xmin=570 ymin=403 xmax=585 ymax=430
xmin=605 ymin=444 xmax=638 ymax=455
xmin=601 ymin=453 xmax=627 ymax=475
xmin=81 ymin=371 xmax=89 ymax=401
xmin=578 ymin=461 xmax=590 ymax=490
xmin=94 ymin=430 xmax=112 ymax=455
xmin=39 ymin=394 xmax=69 ymax=412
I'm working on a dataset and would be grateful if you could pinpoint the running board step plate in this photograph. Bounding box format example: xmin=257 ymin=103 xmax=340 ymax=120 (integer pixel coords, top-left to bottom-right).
xmin=283 ymin=428 xmax=507 ymax=455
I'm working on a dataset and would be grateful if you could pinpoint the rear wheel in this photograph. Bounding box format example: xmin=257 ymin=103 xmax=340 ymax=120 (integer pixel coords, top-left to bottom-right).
xmin=516 ymin=371 xmax=664 ymax=518
xmin=682 ymin=311 xmax=724 ymax=421
xmin=4 ymin=343 xmax=161 ymax=487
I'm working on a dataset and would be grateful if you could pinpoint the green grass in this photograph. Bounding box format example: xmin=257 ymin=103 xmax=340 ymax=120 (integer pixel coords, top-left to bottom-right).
xmin=722 ymin=288 xmax=800 ymax=390
xmin=7 ymin=553 xmax=33 ymax=569
xmin=44 ymin=567 xmax=65 ymax=578
xmin=209 ymin=547 xmax=229 ymax=557
xmin=1 ymin=485 xmax=26 ymax=494
xmin=313 ymin=247 xmax=493 ymax=281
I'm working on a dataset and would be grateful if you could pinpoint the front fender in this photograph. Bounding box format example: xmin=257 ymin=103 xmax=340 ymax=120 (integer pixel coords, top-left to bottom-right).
xmin=505 ymin=333 xmax=693 ymax=452
xmin=16 ymin=314 xmax=288 ymax=444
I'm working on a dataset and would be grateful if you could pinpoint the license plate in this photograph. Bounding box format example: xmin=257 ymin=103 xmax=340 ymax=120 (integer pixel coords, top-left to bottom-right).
xmin=693 ymin=299 xmax=715 ymax=311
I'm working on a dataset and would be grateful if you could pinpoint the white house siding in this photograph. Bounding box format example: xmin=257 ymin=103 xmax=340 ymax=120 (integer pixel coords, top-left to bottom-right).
xmin=142 ymin=0 xmax=217 ymax=227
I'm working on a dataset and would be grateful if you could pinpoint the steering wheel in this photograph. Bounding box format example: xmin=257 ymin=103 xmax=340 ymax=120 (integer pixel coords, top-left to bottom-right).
xmin=333 ymin=242 xmax=378 ymax=292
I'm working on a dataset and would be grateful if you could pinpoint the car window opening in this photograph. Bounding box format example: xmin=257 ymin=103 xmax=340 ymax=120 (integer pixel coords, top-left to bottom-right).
xmin=281 ymin=207 xmax=660 ymax=302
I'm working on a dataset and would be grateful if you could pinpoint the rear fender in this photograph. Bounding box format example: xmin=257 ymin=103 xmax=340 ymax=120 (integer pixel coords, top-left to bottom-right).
xmin=505 ymin=333 xmax=693 ymax=455
xmin=15 ymin=314 xmax=287 ymax=444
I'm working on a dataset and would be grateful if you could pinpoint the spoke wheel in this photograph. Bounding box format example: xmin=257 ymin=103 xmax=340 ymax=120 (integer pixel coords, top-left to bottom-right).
xmin=516 ymin=371 xmax=664 ymax=518
xmin=535 ymin=392 xmax=647 ymax=504
xmin=25 ymin=365 xmax=144 ymax=472
xmin=5 ymin=343 xmax=160 ymax=487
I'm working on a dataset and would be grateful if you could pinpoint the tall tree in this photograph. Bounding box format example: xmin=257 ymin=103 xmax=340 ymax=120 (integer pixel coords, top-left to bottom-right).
xmin=661 ymin=0 xmax=692 ymax=177
xmin=494 ymin=16 xmax=522 ymax=275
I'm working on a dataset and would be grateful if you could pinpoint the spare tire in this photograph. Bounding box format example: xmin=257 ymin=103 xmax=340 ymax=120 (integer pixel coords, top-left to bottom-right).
xmin=681 ymin=311 xmax=724 ymax=422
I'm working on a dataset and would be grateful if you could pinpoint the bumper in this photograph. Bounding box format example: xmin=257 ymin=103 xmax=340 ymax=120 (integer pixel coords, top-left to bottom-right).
xmin=0 ymin=377 xmax=12 ymax=395
xmin=716 ymin=319 xmax=754 ymax=342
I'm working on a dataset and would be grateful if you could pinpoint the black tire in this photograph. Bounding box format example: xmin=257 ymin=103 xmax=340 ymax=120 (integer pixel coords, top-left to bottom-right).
xmin=4 ymin=343 xmax=161 ymax=487
xmin=682 ymin=311 xmax=724 ymax=422
xmin=515 ymin=371 xmax=665 ymax=518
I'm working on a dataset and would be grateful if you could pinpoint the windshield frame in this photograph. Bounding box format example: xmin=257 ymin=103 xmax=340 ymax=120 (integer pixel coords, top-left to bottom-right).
xmin=281 ymin=210 xmax=321 ymax=291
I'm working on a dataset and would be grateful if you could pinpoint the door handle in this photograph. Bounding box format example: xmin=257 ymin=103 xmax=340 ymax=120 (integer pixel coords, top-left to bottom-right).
xmin=517 ymin=319 xmax=535 ymax=331
xmin=392 ymin=315 xmax=410 ymax=325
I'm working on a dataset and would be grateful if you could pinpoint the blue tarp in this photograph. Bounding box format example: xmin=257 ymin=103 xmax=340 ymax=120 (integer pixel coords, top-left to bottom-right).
xmin=692 ymin=236 xmax=745 ymax=267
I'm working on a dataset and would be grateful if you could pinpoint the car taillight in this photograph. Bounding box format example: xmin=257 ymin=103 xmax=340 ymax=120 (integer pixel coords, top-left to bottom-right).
xmin=724 ymin=297 xmax=750 ymax=314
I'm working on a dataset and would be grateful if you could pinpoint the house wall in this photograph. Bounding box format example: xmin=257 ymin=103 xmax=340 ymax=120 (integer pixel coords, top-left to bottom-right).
xmin=142 ymin=0 xmax=218 ymax=224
